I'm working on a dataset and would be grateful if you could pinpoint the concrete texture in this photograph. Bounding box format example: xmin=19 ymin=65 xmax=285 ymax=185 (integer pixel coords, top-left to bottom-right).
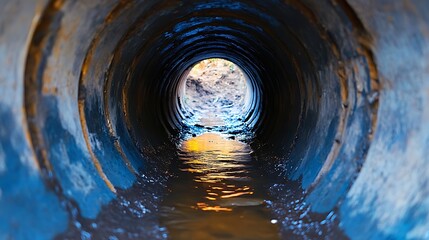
xmin=0 ymin=0 xmax=428 ymax=239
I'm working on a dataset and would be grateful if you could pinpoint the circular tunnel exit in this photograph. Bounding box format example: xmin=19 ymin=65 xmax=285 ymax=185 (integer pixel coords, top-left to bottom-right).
xmin=178 ymin=58 xmax=253 ymax=128
xmin=2 ymin=0 xmax=429 ymax=239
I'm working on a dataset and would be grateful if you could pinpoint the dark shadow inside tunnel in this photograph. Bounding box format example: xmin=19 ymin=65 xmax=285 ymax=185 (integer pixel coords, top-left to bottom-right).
xmin=19 ymin=0 xmax=379 ymax=239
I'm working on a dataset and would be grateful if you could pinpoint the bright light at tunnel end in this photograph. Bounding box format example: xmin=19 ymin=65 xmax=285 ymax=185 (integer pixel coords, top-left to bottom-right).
xmin=177 ymin=58 xmax=255 ymax=139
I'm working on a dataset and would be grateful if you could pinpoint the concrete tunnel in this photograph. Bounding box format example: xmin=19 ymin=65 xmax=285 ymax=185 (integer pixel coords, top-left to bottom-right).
xmin=1 ymin=0 xmax=429 ymax=239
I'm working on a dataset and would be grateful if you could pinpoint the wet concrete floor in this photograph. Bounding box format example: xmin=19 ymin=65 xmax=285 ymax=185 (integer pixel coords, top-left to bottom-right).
xmin=160 ymin=132 xmax=281 ymax=239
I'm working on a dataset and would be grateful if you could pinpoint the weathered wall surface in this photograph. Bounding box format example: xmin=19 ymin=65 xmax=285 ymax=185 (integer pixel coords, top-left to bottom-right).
xmin=0 ymin=1 xmax=428 ymax=239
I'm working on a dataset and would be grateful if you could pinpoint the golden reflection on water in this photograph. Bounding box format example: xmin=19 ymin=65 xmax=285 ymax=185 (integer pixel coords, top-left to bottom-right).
xmin=161 ymin=132 xmax=279 ymax=239
xmin=180 ymin=133 xmax=254 ymax=211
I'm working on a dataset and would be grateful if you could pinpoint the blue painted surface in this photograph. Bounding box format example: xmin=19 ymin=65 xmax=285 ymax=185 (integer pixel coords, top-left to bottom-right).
xmin=1 ymin=0 xmax=429 ymax=239
xmin=0 ymin=107 xmax=68 ymax=240
xmin=42 ymin=100 xmax=115 ymax=218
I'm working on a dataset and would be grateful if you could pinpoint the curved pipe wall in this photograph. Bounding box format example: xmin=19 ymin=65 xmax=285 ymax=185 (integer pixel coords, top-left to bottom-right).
xmin=0 ymin=0 xmax=428 ymax=239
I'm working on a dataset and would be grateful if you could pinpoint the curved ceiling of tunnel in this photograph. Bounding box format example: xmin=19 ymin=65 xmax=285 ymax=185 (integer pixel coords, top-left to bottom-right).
xmin=13 ymin=0 xmax=389 ymax=238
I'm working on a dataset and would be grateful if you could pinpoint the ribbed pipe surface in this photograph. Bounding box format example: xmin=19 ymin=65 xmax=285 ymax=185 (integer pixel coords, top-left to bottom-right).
xmin=0 ymin=0 xmax=429 ymax=239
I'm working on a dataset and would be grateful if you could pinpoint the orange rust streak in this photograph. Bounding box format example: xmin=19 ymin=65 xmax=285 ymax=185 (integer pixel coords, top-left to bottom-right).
xmin=114 ymin=140 xmax=138 ymax=175
xmin=78 ymin=100 xmax=116 ymax=193
xmin=357 ymin=45 xmax=380 ymax=91
xmin=105 ymin=0 xmax=130 ymax=23
xmin=337 ymin=65 xmax=349 ymax=103
xmin=52 ymin=0 xmax=65 ymax=10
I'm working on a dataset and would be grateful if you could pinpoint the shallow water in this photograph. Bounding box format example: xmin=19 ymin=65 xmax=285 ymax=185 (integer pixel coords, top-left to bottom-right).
xmin=160 ymin=132 xmax=280 ymax=239
xmin=56 ymin=129 xmax=346 ymax=239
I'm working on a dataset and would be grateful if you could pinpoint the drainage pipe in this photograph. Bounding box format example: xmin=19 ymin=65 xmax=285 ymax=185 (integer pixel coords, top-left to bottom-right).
xmin=0 ymin=0 xmax=428 ymax=239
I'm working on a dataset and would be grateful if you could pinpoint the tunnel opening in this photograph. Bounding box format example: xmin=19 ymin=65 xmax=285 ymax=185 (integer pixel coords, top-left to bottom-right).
xmin=178 ymin=58 xmax=252 ymax=128
xmin=4 ymin=0 xmax=387 ymax=239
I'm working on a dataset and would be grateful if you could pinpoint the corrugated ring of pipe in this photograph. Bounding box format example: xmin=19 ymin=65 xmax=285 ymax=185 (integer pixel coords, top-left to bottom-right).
xmin=3 ymin=0 xmax=429 ymax=239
